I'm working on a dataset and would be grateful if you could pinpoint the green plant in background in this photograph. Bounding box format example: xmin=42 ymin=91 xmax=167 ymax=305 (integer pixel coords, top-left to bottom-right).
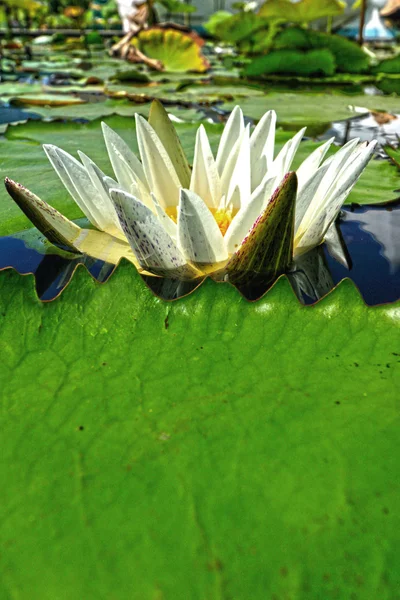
xmin=258 ymin=0 xmax=346 ymax=23
xmin=205 ymin=0 xmax=371 ymax=78
xmin=131 ymin=27 xmax=210 ymax=72
xmin=157 ymin=0 xmax=196 ymax=14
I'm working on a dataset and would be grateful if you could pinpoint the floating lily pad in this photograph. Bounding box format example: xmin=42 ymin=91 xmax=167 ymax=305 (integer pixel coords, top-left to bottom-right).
xmin=21 ymin=99 xmax=204 ymax=123
xmin=258 ymin=0 xmax=346 ymax=22
xmin=221 ymin=92 xmax=400 ymax=125
xmin=0 ymin=263 xmax=399 ymax=599
xmin=9 ymin=94 xmax=86 ymax=108
xmin=132 ymin=27 xmax=210 ymax=73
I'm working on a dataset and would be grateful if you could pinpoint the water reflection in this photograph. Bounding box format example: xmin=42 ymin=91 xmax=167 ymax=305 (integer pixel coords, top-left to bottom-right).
xmin=0 ymin=202 xmax=400 ymax=305
xmin=0 ymin=236 xmax=115 ymax=301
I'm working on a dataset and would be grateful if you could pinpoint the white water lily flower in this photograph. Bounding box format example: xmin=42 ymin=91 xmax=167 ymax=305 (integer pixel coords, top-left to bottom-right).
xmin=5 ymin=101 xmax=376 ymax=283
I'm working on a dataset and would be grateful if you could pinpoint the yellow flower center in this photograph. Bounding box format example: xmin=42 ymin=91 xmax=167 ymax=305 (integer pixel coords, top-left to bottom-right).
xmin=165 ymin=206 xmax=237 ymax=236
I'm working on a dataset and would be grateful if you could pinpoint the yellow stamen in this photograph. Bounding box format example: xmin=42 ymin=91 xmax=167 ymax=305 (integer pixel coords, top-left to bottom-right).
xmin=165 ymin=205 xmax=238 ymax=236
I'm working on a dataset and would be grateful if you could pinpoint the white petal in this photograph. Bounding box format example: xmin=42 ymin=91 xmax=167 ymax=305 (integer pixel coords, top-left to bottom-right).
xmin=190 ymin=124 xmax=221 ymax=209
xmin=225 ymin=175 xmax=276 ymax=255
xmin=295 ymin=141 xmax=376 ymax=253
xmin=226 ymin=124 xmax=251 ymax=209
xmin=178 ymin=189 xmax=228 ymax=264
xmin=135 ymin=114 xmax=181 ymax=208
xmin=109 ymin=188 xmax=195 ymax=278
xmin=216 ymin=106 xmax=245 ymax=174
xmin=250 ymin=110 xmax=277 ymax=191
xmin=43 ymin=144 xmax=103 ymax=230
xmin=294 ymin=162 xmax=330 ymax=234
xmin=101 ymin=121 xmax=148 ymax=189
xmin=269 ymin=127 xmax=307 ymax=181
xmin=219 ymin=134 xmax=244 ymax=200
xmin=78 ymin=151 xmax=123 ymax=237
xmin=151 ymin=193 xmax=177 ymax=240
xmin=296 ymin=137 xmax=335 ymax=192
xmin=296 ymin=138 xmax=360 ymax=237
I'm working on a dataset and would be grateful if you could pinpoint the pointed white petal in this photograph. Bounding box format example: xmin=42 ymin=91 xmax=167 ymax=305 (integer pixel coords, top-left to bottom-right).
xmin=151 ymin=193 xmax=177 ymax=240
xmin=296 ymin=137 xmax=335 ymax=191
xmin=78 ymin=151 xmax=124 ymax=238
xmin=109 ymin=188 xmax=197 ymax=279
xmin=269 ymin=127 xmax=307 ymax=181
xmin=135 ymin=114 xmax=181 ymax=208
xmin=225 ymin=175 xmax=276 ymax=255
xmin=226 ymin=124 xmax=251 ymax=210
xmin=250 ymin=110 xmax=277 ymax=191
xmin=294 ymin=162 xmax=331 ymax=234
xmin=101 ymin=121 xmax=147 ymax=189
xmin=296 ymin=138 xmax=360 ymax=238
xmin=295 ymin=141 xmax=376 ymax=253
xmin=216 ymin=106 xmax=245 ymax=174
xmin=178 ymin=189 xmax=228 ymax=265
xmin=43 ymin=144 xmax=103 ymax=230
xmin=190 ymin=125 xmax=221 ymax=209
xmin=219 ymin=135 xmax=243 ymax=200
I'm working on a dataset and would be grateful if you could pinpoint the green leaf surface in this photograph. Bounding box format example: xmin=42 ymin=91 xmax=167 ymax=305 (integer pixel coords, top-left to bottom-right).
xmin=0 ymin=262 xmax=399 ymax=599
xmin=132 ymin=28 xmax=210 ymax=73
xmin=258 ymin=0 xmax=346 ymax=22
xmin=244 ymin=49 xmax=337 ymax=78
xmin=221 ymin=92 xmax=400 ymax=125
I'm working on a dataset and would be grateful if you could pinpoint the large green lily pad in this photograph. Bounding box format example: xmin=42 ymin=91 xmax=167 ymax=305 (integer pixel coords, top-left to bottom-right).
xmin=0 ymin=116 xmax=398 ymax=236
xmin=0 ymin=262 xmax=399 ymax=599
xmin=222 ymin=92 xmax=400 ymax=126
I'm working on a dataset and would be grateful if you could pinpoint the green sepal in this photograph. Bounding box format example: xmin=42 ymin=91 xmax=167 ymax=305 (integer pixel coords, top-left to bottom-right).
xmin=226 ymin=171 xmax=297 ymax=285
xmin=148 ymin=100 xmax=192 ymax=188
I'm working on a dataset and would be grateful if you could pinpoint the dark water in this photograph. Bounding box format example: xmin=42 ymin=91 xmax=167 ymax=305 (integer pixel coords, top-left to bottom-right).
xmin=0 ymin=202 xmax=399 ymax=304
xmin=0 ymin=236 xmax=115 ymax=301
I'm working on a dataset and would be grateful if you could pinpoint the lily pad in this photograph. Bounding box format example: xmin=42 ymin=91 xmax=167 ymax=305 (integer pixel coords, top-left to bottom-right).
xmin=21 ymin=99 xmax=204 ymax=123
xmin=0 ymin=263 xmax=399 ymax=599
xmin=258 ymin=0 xmax=346 ymax=22
xmin=9 ymin=94 xmax=86 ymax=108
xmin=132 ymin=27 xmax=210 ymax=73
xmin=221 ymin=92 xmax=400 ymax=125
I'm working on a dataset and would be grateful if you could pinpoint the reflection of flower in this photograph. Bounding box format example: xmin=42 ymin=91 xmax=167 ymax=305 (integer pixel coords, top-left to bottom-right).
xmin=5 ymin=103 xmax=376 ymax=282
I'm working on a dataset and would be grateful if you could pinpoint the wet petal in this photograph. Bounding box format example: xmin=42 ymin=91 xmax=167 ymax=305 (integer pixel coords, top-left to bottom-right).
xmin=177 ymin=188 xmax=228 ymax=265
